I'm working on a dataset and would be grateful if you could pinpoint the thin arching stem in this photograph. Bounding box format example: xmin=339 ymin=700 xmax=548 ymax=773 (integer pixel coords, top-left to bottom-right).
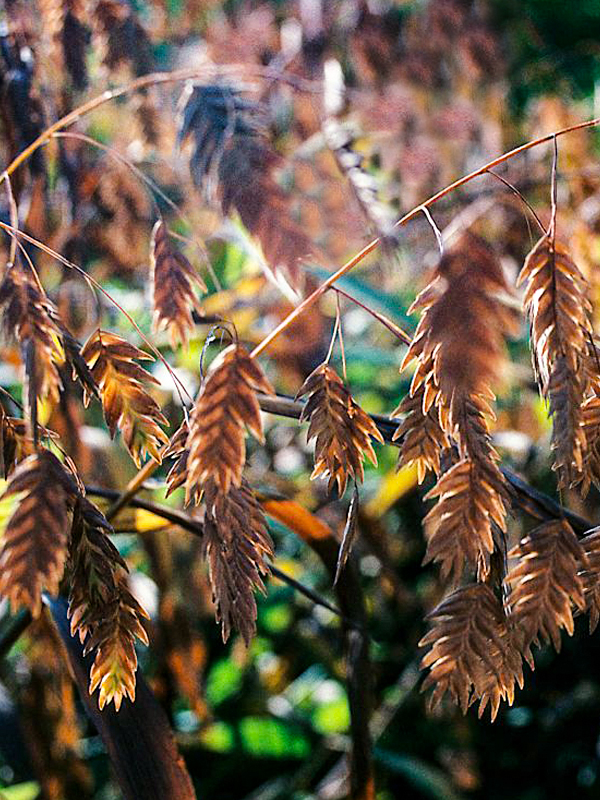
xmin=250 ymin=118 xmax=600 ymax=360
xmin=331 ymin=285 xmax=412 ymax=345
xmin=2 ymin=173 xmax=18 ymax=268
xmin=325 ymin=313 xmax=340 ymax=364
xmin=485 ymin=169 xmax=547 ymax=234
xmin=419 ymin=205 xmax=444 ymax=255
xmin=550 ymin=134 xmax=559 ymax=240
xmin=336 ymin=291 xmax=347 ymax=381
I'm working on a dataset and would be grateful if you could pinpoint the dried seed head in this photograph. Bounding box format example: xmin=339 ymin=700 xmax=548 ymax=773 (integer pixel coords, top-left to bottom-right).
xmin=150 ymin=220 xmax=206 ymax=349
xmin=504 ymin=519 xmax=585 ymax=652
xmin=518 ymin=234 xmax=595 ymax=486
xmin=0 ymin=266 xmax=65 ymax=413
xmin=81 ymin=329 xmax=169 ymax=467
xmin=202 ymin=479 xmax=273 ymax=646
xmin=297 ymin=363 xmax=383 ymax=496
xmin=423 ymin=457 xmax=508 ymax=582
xmin=68 ymin=497 xmax=149 ymax=711
xmin=184 ymin=344 xmax=273 ymax=499
xmin=0 ymin=451 xmax=79 ymax=615
xmin=420 ymin=583 xmax=525 ymax=721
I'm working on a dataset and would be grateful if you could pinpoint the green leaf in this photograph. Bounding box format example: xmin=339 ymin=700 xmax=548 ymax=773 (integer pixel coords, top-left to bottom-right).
xmin=200 ymin=722 xmax=235 ymax=753
xmin=238 ymin=717 xmax=310 ymax=758
xmin=206 ymin=658 xmax=243 ymax=706
xmin=0 ymin=782 xmax=41 ymax=800
xmin=312 ymin=696 xmax=351 ymax=734
xmin=261 ymin=603 xmax=293 ymax=633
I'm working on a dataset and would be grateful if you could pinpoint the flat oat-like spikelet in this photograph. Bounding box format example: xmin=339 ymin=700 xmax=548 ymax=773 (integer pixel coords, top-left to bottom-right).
xmin=574 ymin=395 xmax=600 ymax=496
xmin=400 ymin=235 xmax=515 ymax=579
xmin=185 ymin=344 xmax=273 ymax=498
xmin=0 ymin=265 xmax=65 ymax=413
xmin=0 ymin=451 xmax=78 ymax=615
xmin=393 ymin=357 xmax=450 ymax=482
xmin=423 ymin=458 xmax=507 ymax=582
xmin=150 ymin=220 xmax=207 ymax=349
xmin=419 ymin=583 xmax=524 ymax=720
xmin=297 ymin=363 xmax=384 ymax=496
xmin=61 ymin=1 xmax=89 ymax=90
xmin=517 ymin=233 xmax=594 ymax=486
xmin=505 ymin=519 xmax=585 ymax=652
xmin=68 ymin=498 xmax=149 ymax=710
xmin=93 ymin=0 xmax=153 ymax=76
xmin=164 ymin=419 xmax=192 ymax=497
xmin=402 ymin=233 xmax=517 ymax=443
xmin=81 ymin=330 xmax=169 ymax=467
xmin=202 ymin=479 xmax=274 ymax=646
xmin=578 ymin=527 xmax=600 ymax=633
xmin=178 ymin=83 xmax=316 ymax=291
xmin=0 ymin=407 xmax=36 ymax=477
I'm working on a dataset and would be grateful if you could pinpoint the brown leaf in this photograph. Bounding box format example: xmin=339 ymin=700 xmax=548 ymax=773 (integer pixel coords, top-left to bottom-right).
xmin=0 ymin=451 xmax=78 ymax=615
xmin=517 ymin=234 xmax=594 ymax=486
xmin=505 ymin=519 xmax=585 ymax=651
xmin=419 ymin=583 xmax=524 ymax=720
xmin=81 ymin=329 xmax=169 ymax=467
xmin=260 ymin=496 xmax=335 ymax=544
xmin=297 ymin=363 xmax=384 ymax=496
xmin=184 ymin=344 xmax=273 ymax=498
xmin=151 ymin=220 xmax=206 ymax=349
xmin=202 ymin=479 xmax=274 ymax=645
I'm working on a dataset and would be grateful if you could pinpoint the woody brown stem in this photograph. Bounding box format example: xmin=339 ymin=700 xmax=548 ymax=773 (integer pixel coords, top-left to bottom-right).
xmin=254 ymin=393 xmax=592 ymax=533
xmin=87 ymin=485 xmax=359 ymax=628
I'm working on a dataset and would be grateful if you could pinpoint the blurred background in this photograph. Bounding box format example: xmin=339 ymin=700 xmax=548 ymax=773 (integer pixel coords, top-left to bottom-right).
xmin=2 ymin=0 xmax=600 ymax=798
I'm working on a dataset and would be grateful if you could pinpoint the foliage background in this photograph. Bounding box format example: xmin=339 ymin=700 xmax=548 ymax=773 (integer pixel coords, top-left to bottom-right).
xmin=2 ymin=0 xmax=600 ymax=798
